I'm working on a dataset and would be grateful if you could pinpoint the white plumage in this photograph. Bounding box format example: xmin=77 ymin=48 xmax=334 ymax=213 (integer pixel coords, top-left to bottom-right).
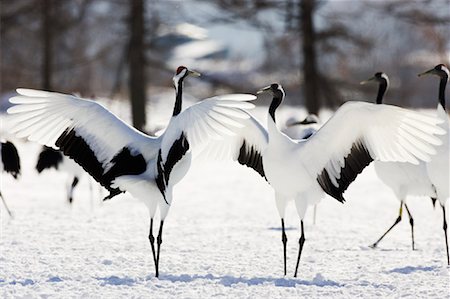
xmin=282 ymin=114 xmax=321 ymax=224
xmin=205 ymin=83 xmax=445 ymax=276
xmin=426 ymin=106 xmax=450 ymax=206
xmin=361 ymin=72 xmax=437 ymax=251
xmin=6 ymin=66 xmax=256 ymax=277
xmin=418 ymin=64 xmax=450 ymax=265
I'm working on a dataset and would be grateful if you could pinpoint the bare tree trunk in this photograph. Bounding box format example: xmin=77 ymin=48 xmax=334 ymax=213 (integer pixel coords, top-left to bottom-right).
xmin=300 ymin=0 xmax=320 ymax=114
xmin=128 ymin=0 xmax=147 ymax=131
xmin=42 ymin=0 xmax=53 ymax=90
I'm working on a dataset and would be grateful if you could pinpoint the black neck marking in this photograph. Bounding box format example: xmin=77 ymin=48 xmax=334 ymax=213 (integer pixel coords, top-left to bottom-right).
xmin=173 ymin=78 xmax=185 ymax=116
xmin=155 ymin=132 xmax=190 ymax=203
xmin=237 ymin=139 xmax=266 ymax=179
xmin=439 ymin=74 xmax=447 ymax=110
xmin=269 ymin=91 xmax=283 ymax=123
xmin=376 ymin=79 xmax=388 ymax=104
xmin=1 ymin=141 xmax=21 ymax=179
xmin=317 ymin=140 xmax=373 ymax=203
xmin=36 ymin=146 xmax=63 ymax=173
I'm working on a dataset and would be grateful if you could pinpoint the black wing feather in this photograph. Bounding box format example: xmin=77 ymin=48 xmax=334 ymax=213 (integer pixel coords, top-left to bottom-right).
xmin=237 ymin=140 xmax=265 ymax=179
xmin=55 ymin=128 xmax=147 ymax=200
xmin=317 ymin=140 xmax=373 ymax=203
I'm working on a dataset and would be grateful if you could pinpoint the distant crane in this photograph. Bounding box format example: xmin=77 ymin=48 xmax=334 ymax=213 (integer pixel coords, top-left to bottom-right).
xmin=283 ymin=114 xmax=320 ymax=140
xmin=418 ymin=64 xmax=450 ymax=265
xmin=36 ymin=146 xmax=88 ymax=204
xmin=360 ymin=72 xmax=436 ymax=251
xmin=7 ymin=66 xmax=257 ymax=277
xmin=0 ymin=140 xmax=21 ymax=217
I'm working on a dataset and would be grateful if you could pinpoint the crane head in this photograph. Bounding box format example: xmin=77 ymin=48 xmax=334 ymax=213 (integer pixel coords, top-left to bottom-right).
xmin=173 ymin=66 xmax=201 ymax=88
xmin=360 ymin=72 xmax=389 ymax=85
xmin=418 ymin=64 xmax=449 ymax=79
xmin=257 ymin=83 xmax=285 ymax=100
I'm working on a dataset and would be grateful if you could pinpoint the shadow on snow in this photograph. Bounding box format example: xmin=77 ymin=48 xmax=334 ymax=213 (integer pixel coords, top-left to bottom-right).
xmin=96 ymin=276 xmax=136 ymax=286
xmin=94 ymin=271 xmax=342 ymax=287
xmin=387 ymin=266 xmax=437 ymax=274
xmin=157 ymin=273 xmax=342 ymax=287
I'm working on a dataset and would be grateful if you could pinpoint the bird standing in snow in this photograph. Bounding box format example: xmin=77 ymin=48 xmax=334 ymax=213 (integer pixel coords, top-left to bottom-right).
xmin=283 ymin=114 xmax=320 ymax=140
xmin=0 ymin=140 xmax=21 ymax=217
xmin=418 ymin=64 xmax=450 ymax=265
xmin=7 ymin=66 xmax=257 ymax=277
xmin=360 ymin=72 xmax=436 ymax=251
xmin=205 ymin=83 xmax=445 ymax=276
xmin=36 ymin=146 xmax=89 ymax=204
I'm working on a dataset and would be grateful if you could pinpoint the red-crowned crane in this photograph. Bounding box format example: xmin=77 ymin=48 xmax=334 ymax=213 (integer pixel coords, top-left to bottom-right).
xmin=360 ymin=72 xmax=436 ymax=251
xmin=36 ymin=146 xmax=89 ymax=204
xmin=418 ymin=64 xmax=450 ymax=265
xmin=204 ymin=83 xmax=445 ymax=276
xmin=7 ymin=66 xmax=257 ymax=277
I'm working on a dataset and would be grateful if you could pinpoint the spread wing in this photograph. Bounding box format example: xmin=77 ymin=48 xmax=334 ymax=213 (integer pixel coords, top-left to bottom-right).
xmin=155 ymin=94 xmax=258 ymax=197
xmin=198 ymin=111 xmax=268 ymax=179
xmin=8 ymin=89 xmax=158 ymax=196
xmin=298 ymin=101 xmax=445 ymax=202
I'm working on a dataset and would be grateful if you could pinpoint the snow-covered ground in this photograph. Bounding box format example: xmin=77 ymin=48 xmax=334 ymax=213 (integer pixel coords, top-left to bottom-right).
xmin=1 ymin=104 xmax=449 ymax=298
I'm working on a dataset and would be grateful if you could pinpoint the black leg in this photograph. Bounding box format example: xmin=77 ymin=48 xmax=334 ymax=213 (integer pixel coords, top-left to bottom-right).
xmin=0 ymin=190 xmax=13 ymax=217
xmin=371 ymin=202 xmax=403 ymax=248
xmin=68 ymin=176 xmax=79 ymax=204
xmin=442 ymin=205 xmax=449 ymax=265
xmin=281 ymin=218 xmax=287 ymax=276
xmin=148 ymin=218 xmax=158 ymax=276
xmin=404 ymin=204 xmax=415 ymax=250
xmin=293 ymin=220 xmax=305 ymax=278
xmin=155 ymin=220 xmax=165 ymax=278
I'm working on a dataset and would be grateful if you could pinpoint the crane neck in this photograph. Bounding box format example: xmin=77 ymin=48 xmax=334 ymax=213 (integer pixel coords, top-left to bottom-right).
xmin=269 ymin=95 xmax=282 ymax=123
xmin=173 ymin=80 xmax=184 ymax=116
xmin=376 ymin=79 xmax=388 ymax=105
xmin=438 ymin=75 xmax=447 ymax=111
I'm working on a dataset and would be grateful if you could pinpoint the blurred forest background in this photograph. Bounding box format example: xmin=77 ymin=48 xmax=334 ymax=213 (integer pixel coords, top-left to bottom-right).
xmin=1 ymin=0 xmax=449 ymax=131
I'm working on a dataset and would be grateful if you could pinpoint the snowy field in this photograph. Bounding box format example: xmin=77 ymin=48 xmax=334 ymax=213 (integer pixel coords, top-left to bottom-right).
xmin=1 ymin=103 xmax=449 ymax=298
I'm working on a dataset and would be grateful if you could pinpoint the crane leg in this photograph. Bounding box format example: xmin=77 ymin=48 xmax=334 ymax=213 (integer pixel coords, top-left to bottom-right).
xmin=293 ymin=220 xmax=305 ymax=277
xmin=371 ymin=202 xmax=403 ymax=248
xmin=0 ymin=190 xmax=13 ymax=217
xmin=404 ymin=204 xmax=415 ymax=250
xmin=155 ymin=220 xmax=165 ymax=278
xmin=148 ymin=218 xmax=158 ymax=276
xmin=281 ymin=218 xmax=287 ymax=276
xmin=442 ymin=204 xmax=449 ymax=265
xmin=68 ymin=176 xmax=79 ymax=204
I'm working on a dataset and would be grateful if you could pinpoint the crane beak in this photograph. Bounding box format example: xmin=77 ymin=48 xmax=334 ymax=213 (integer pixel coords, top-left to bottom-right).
xmin=257 ymin=86 xmax=271 ymax=94
xmin=188 ymin=70 xmax=201 ymax=77
xmin=360 ymin=77 xmax=375 ymax=85
xmin=418 ymin=68 xmax=436 ymax=77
